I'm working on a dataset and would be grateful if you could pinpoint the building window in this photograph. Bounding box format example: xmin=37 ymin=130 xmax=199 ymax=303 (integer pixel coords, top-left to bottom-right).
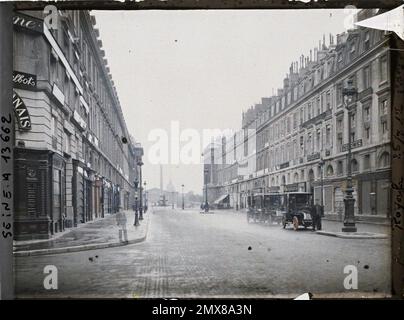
xmin=337 ymin=134 xmax=343 ymax=152
xmin=352 ymin=159 xmax=359 ymax=173
xmin=363 ymin=106 xmax=370 ymax=122
xmin=380 ymin=54 xmax=388 ymax=83
xmin=350 ymin=112 xmax=356 ymax=128
xmin=317 ymin=97 xmax=321 ymax=115
xmin=293 ymin=112 xmax=297 ymax=129
xmin=364 ymin=154 xmax=370 ymax=170
xmin=378 ymin=152 xmax=390 ymax=168
xmin=326 ymin=165 xmax=334 ymax=177
xmin=365 ymin=127 xmax=371 ymax=141
xmin=363 ymin=65 xmax=371 ymax=89
xmin=64 ymin=132 xmax=71 ymax=154
xmin=336 ymin=83 xmax=343 ymax=106
xmin=316 ymin=129 xmax=321 ymax=151
xmin=337 ymin=161 xmax=343 ymax=175
xmin=51 ymin=116 xmax=57 ymax=136
xmin=380 ymin=98 xmax=388 ymax=115
xmin=364 ymin=31 xmax=370 ymax=51
xmin=336 ymin=117 xmax=343 ymax=132
xmin=326 ymin=91 xmax=331 ymax=110
xmin=326 ymin=125 xmax=331 ymax=146
xmin=381 ymin=120 xmax=388 ymax=135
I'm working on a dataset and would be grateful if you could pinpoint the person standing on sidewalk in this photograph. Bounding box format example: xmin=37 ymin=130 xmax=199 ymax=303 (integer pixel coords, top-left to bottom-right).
xmin=311 ymin=200 xmax=323 ymax=231
xmin=133 ymin=196 xmax=139 ymax=227
xmin=116 ymin=211 xmax=128 ymax=242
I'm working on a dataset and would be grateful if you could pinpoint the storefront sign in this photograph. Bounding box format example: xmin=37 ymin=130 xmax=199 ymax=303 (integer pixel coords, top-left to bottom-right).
xmin=285 ymin=183 xmax=299 ymax=192
xmin=13 ymin=90 xmax=31 ymax=130
xmin=13 ymin=13 xmax=43 ymax=33
xmin=13 ymin=71 xmax=37 ymax=90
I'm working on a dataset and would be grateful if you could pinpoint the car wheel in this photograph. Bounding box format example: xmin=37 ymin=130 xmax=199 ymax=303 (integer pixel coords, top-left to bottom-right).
xmin=292 ymin=216 xmax=299 ymax=231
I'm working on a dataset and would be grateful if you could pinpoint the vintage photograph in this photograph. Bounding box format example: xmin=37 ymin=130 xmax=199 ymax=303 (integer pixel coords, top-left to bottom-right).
xmin=1 ymin=1 xmax=403 ymax=299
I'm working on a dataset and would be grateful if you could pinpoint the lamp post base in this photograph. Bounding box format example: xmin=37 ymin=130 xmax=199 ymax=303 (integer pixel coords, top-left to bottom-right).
xmin=342 ymin=192 xmax=356 ymax=233
xmin=342 ymin=226 xmax=357 ymax=232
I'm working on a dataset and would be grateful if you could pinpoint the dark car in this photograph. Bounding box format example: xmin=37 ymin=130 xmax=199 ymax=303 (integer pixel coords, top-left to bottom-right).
xmin=246 ymin=193 xmax=284 ymax=225
xmin=281 ymin=192 xmax=314 ymax=231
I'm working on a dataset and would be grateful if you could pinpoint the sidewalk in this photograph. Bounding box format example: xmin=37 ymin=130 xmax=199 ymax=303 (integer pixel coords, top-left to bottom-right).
xmin=317 ymin=218 xmax=389 ymax=239
xmin=215 ymin=208 xmax=390 ymax=239
xmin=13 ymin=209 xmax=151 ymax=257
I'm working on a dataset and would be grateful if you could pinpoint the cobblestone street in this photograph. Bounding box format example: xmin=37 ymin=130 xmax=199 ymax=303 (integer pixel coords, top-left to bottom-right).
xmin=14 ymin=208 xmax=391 ymax=298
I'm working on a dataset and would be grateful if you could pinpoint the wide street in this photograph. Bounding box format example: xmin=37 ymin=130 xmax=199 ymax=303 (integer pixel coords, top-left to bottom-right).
xmin=14 ymin=208 xmax=391 ymax=298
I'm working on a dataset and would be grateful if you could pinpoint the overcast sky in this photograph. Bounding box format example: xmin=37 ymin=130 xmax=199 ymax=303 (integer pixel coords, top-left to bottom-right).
xmin=93 ymin=9 xmax=351 ymax=194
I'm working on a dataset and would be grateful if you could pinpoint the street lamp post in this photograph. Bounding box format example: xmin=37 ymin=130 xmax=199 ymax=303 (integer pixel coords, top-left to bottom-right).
xmin=137 ymin=160 xmax=144 ymax=220
xmin=319 ymin=158 xmax=324 ymax=212
xmin=342 ymin=79 xmax=357 ymax=232
xmin=181 ymin=184 xmax=185 ymax=210
xmin=143 ymin=181 xmax=147 ymax=213
xmin=133 ymin=179 xmax=140 ymax=226
xmin=204 ymin=167 xmax=209 ymax=213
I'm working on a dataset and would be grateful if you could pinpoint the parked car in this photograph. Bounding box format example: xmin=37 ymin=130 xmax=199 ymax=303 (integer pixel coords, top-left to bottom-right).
xmin=281 ymin=192 xmax=314 ymax=231
xmin=246 ymin=193 xmax=284 ymax=225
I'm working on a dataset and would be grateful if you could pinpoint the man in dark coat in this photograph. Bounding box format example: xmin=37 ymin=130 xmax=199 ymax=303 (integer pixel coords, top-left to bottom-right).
xmin=311 ymin=200 xmax=323 ymax=231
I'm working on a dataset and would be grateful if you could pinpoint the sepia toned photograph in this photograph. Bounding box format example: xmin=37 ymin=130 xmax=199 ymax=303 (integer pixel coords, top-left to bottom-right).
xmin=1 ymin=0 xmax=404 ymax=301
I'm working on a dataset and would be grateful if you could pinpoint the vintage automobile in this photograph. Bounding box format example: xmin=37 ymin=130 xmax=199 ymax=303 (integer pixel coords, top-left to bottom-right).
xmin=246 ymin=193 xmax=284 ymax=225
xmin=281 ymin=192 xmax=314 ymax=231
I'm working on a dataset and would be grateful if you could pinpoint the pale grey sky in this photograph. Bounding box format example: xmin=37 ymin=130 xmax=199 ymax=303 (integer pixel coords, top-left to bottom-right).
xmin=93 ymin=9 xmax=349 ymax=194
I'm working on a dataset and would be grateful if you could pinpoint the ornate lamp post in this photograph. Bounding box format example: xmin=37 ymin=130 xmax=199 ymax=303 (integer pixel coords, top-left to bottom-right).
xmin=181 ymin=184 xmax=185 ymax=210
xmin=137 ymin=160 xmax=144 ymax=220
xmin=342 ymin=79 xmax=357 ymax=232
xmin=133 ymin=179 xmax=140 ymax=226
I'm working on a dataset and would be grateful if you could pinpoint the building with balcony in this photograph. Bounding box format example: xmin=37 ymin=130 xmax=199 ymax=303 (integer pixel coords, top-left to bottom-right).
xmin=204 ymin=9 xmax=391 ymax=222
xmin=13 ymin=10 xmax=141 ymax=240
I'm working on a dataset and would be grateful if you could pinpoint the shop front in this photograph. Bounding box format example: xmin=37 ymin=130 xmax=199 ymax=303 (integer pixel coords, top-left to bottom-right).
xmin=14 ymin=148 xmax=66 ymax=240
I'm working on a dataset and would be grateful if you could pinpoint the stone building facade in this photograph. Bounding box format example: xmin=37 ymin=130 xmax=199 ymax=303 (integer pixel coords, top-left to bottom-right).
xmin=204 ymin=10 xmax=391 ymax=222
xmin=13 ymin=10 xmax=141 ymax=240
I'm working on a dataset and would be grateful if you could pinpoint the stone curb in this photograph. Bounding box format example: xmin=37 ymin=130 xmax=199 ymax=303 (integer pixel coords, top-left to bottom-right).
xmin=315 ymin=230 xmax=389 ymax=239
xmin=14 ymin=214 xmax=151 ymax=257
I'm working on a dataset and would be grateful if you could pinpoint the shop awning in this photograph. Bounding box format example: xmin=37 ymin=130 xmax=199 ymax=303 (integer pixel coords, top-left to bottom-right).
xmin=214 ymin=194 xmax=229 ymax=204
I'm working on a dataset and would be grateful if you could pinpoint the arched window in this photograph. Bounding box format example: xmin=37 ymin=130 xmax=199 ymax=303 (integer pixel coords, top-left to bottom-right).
xmin=281 ymin=175 xmax=286 ymax=186
xmin=378 ymin=152 xmax=390 ymax=168
xmin=351 ymin=159 xmax=359 ymax=172
xmin=271 ymin=177 xmax=275 ymax=186
xmin=294 ymin=172 xmax=299 ymax=183
xmin=326 ymin=165 xmax=334 ymax=176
